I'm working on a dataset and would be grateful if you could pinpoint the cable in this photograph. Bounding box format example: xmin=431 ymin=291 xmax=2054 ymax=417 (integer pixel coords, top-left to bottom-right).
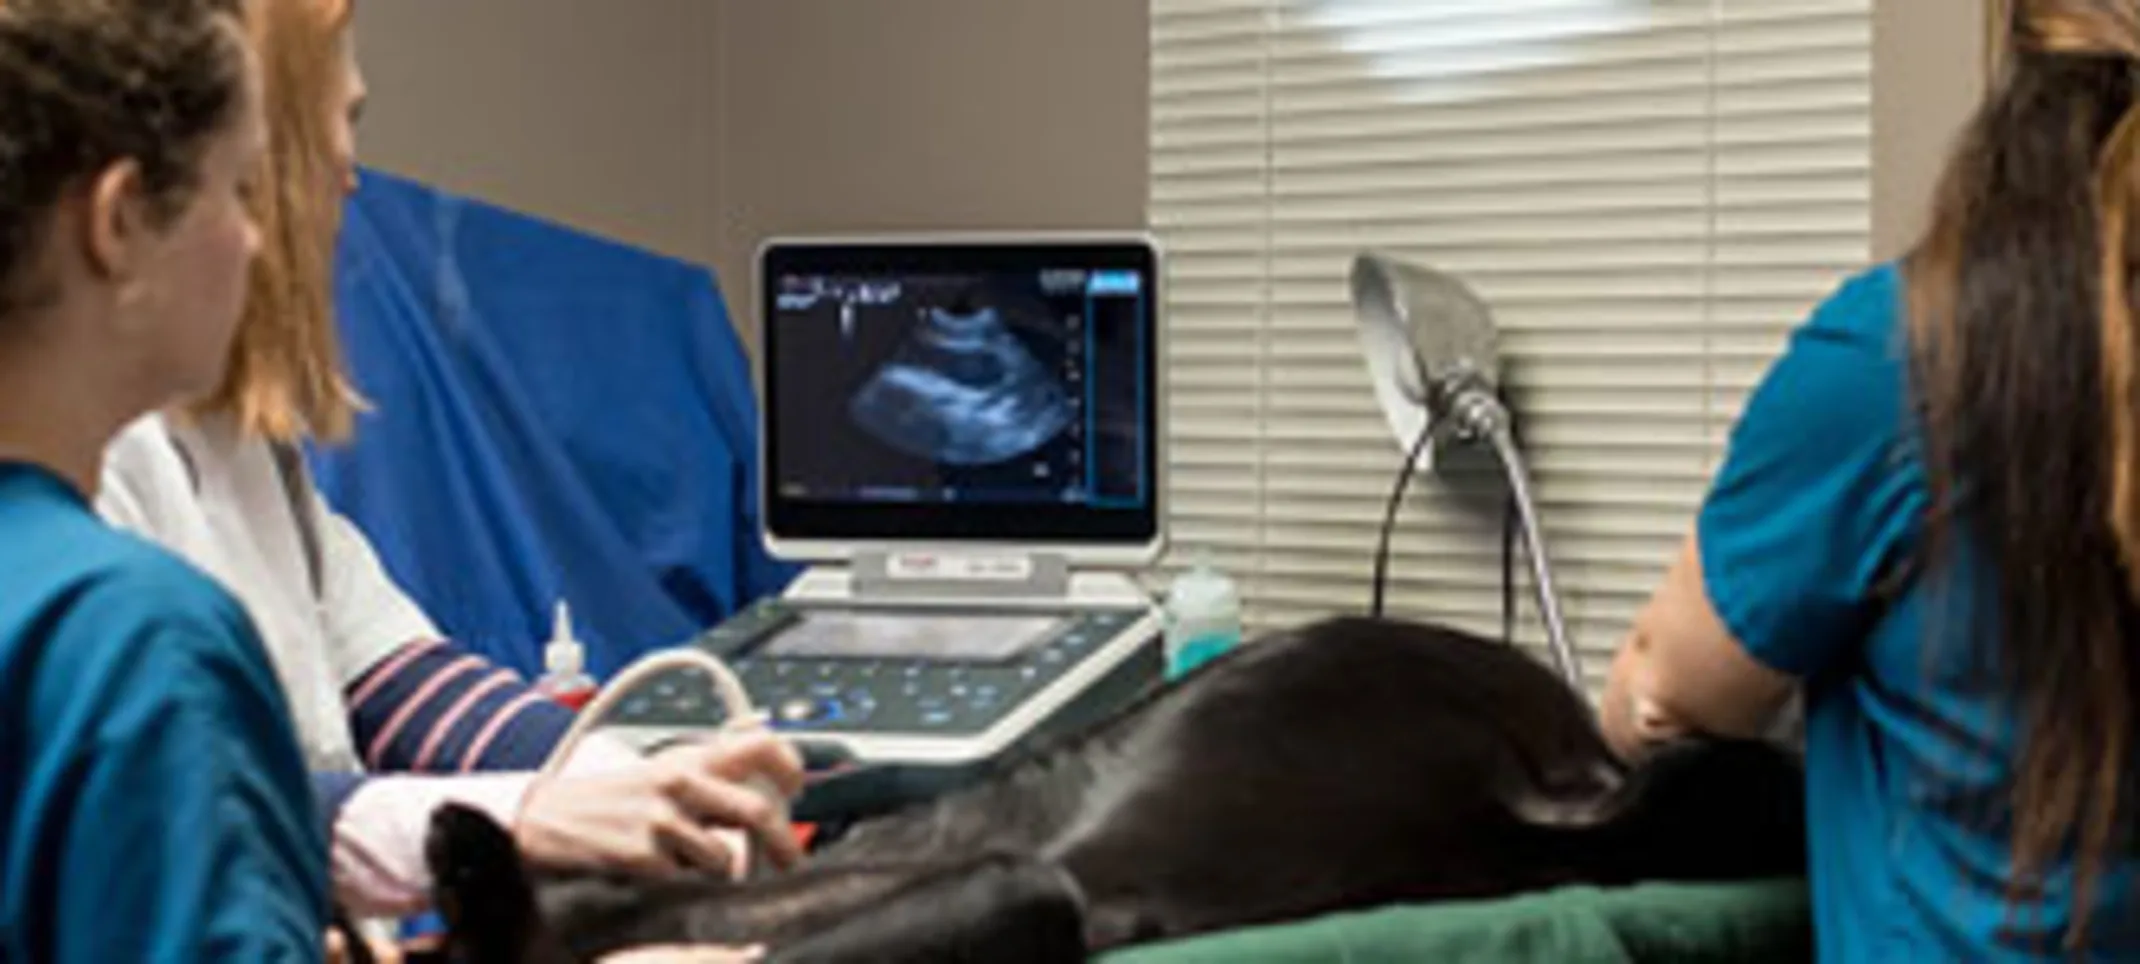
xmin=540 ymin=649 xmax=766 ymax=782
xmin=1502 ymin=489 xmax=1518 ymax=646
xmin=1500 ymin=397 xmax=1522 ymax=647
xmin=1371 ymin=418 xmax=1438 ymax=618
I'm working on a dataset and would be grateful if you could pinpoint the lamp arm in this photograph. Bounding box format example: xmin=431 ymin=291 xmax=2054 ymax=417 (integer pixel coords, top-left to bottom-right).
xmin=1448 ymin=388 xmax=1586 ymax=699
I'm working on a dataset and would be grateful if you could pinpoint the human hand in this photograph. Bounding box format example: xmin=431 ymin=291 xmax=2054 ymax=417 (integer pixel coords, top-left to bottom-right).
xmin=324 ymin=927 xmax=402 ymax=964
xmin=514 ymin=733 xmax=806 ymax=877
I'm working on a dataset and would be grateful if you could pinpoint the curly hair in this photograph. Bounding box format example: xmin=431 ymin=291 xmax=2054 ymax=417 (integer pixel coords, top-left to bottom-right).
xmin=0 ymin=0 xmax=250 ymax=319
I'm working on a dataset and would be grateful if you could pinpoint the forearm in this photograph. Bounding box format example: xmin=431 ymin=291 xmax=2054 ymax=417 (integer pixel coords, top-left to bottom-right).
xmin=1601 ymin=630 xmax=1695 ymax=761
xmin=319 ymin=735 xmax=645 ymax=916
xmin=345 ymin=639 xmax=579 ymax=773
xmin=1604 ymin=539 xmax=1795 ymax=760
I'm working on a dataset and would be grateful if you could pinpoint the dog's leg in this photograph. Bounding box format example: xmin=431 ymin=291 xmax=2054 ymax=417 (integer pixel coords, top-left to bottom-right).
xmin=533 ymin=855 xmax=1085 ymax=964
xmin=762 ymin=854 xmax=1086 ymax=964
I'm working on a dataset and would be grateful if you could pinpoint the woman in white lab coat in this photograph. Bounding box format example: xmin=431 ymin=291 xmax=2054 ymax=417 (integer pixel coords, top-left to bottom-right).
xmin=98 ymin=0 xmax=804 ymax=921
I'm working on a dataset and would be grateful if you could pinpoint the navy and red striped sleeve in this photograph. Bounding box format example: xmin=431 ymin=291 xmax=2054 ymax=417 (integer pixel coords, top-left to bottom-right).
xmin=342 ymin=641 xmax=575 ymax=773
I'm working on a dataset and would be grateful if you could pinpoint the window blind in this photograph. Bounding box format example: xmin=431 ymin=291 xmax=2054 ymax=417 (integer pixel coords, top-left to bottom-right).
xmin=1151 ymin=0 xmax=1872 ymax=690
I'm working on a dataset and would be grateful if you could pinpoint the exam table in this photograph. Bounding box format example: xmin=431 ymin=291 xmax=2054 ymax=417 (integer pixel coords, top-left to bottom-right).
xmin=1105 ymin=879 xmax=1810 ymax=964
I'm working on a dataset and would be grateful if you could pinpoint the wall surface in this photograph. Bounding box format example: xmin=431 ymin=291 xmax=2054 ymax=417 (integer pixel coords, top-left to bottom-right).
xmin=709 ymin=0 xmax=1152 ymax=354
xmin=352 ymin=1 xmax=1974 ymax=342
xmin=351 ymin=0 xmax=722 ymax=268
xmin=1871 ymin=2 xmax=1990 ymax=259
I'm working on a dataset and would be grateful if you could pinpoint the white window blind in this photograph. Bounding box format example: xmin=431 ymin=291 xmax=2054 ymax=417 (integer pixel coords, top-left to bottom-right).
xmin=1151 ymin=0 xmax=1872 ymax=689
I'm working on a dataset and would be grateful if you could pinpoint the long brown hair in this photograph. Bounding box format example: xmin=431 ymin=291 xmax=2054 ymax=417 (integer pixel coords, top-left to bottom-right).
xmin=1906 ymin=0 xmax=2140 ymax=948
xmin=189 ymin=0 xmax=362 ymax=443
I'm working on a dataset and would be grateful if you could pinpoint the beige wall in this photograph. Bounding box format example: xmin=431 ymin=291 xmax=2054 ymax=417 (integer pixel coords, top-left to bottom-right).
xmin=351 ymin=0 xmax=722 ymax=268
xmin=1871 ymin=2 xmax=1991 ymax=260
xmin=354 ymin=1 xmax=1972 ymax=340
xmin=709 ymin=0 xmax=1151 ymax=355
xmin=354 ymin=0 xmax=1150 ymax=357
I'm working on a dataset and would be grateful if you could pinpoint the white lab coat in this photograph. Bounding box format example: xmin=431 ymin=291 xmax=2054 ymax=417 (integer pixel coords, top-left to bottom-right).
xmin=99 ymin=412 xmax=430 ymax=771
xmin=97 ymin=411 xmax=595 ymax=914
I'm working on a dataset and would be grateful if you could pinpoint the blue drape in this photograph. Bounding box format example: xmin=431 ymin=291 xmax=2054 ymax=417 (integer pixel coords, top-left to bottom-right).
xmin=308 ymin=167 xmax=795 ymax=679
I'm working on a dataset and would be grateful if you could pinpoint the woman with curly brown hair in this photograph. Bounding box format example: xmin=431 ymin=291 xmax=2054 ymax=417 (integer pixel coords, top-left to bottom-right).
xmin=0 ymin=0 xmax=335 ymax=958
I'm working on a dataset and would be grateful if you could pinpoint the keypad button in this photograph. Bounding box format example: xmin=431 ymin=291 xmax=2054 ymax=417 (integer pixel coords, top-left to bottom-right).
xmin=921 ymin=709 xmax=955 ymax=728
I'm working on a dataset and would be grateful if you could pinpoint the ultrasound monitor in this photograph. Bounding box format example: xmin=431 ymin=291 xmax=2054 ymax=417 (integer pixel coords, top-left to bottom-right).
xmin=604 ymin=237 xmax=1166 ymax=789
xmin=759 ymin=237 xmax=1162 ymax=564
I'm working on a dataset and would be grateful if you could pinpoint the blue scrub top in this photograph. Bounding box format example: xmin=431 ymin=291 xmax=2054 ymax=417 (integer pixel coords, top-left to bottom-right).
xmin=1700 ymin=264 xmax=2140 ymax=959
xmin=0 ymin=462 xmax=328 ymax=961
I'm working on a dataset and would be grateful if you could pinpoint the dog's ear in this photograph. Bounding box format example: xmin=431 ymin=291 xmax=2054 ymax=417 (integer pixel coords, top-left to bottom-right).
xmin=425 ymin=803 xmax=572 ymax=963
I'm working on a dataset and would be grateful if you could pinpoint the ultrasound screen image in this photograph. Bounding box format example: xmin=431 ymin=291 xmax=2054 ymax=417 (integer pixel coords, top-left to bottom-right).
xmin=771 ymin=268 xmax=1146 ymax=508
xmin=849 ymin=300 xmax=1074 ymax=466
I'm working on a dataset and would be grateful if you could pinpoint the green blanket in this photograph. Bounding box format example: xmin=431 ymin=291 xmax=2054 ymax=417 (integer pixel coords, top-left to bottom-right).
xmin=1101 ymin=880 xmax=1810 ymax=964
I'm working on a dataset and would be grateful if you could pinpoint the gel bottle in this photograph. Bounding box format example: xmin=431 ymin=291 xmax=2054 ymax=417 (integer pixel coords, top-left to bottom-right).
xmin=1162 ymin=553 xmax=1243 ymax=680
xmin=535 ymin=602 xmax=599 ymax=711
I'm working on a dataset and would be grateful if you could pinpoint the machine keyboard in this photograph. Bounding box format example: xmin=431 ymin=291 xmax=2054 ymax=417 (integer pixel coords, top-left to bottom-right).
xmin=604 ymin=607 xmax=1145 ymax=736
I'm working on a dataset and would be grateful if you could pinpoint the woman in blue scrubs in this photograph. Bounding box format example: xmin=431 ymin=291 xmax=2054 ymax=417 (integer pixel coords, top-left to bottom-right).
xmin=0 ymin=1 xmax=330 ymax=959
xmin=1604 ymin=2 xmax=2140 ymax=959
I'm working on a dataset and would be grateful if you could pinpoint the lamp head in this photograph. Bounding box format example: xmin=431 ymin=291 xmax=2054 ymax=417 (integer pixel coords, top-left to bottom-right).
xmin=1350 ymin=253 xmax=1504 ymax=467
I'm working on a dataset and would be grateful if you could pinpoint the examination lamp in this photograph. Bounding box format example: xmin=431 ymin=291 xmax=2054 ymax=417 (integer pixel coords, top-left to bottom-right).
xmin=1349 ymin=253 xmax=1582 ymax=693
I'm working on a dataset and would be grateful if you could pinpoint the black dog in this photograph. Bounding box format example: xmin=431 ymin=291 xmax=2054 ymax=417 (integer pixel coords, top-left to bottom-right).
xmin=423 ymin=617 xmax=1806 ymax=962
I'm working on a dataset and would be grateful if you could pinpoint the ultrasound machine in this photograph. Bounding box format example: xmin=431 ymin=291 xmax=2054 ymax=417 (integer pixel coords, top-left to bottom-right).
xmin=599 ymin=236 xmax=1168 ymax=821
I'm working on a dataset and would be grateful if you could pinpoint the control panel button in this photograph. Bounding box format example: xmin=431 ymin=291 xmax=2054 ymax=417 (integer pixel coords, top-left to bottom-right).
xmin=778 ymin=698 xmax=819 ymax=724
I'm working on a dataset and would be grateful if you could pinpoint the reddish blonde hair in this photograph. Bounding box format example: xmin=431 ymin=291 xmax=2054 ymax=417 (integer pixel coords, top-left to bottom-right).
xmin=190 ymin=0 xmax=361 ymax=442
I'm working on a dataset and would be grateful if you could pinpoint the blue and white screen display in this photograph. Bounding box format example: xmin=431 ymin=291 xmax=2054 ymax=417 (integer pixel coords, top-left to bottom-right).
xmin=761 ymin=243 xmax=1157 ymax=545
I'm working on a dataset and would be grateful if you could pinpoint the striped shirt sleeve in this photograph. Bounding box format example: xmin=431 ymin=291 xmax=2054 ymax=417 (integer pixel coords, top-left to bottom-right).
xmin=344 ymin=640 xmax=576 ymax=773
